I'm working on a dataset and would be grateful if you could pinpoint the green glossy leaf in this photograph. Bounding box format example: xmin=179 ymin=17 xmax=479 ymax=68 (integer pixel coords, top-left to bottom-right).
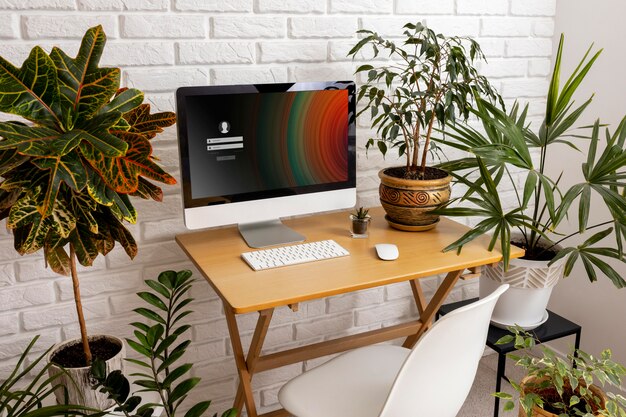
xmin=32 ymin=153 xmax=87 ymax=215
xmin=0 ymin=123 xmax=81 ymax=157
xmin=138 ymin=291 xmax=168 ymax=311
xmin=145 ymin=279 xmax=171 ymax=299
xmin=133 ymin=307 xmax=166 ymax=325
xmin=162 ymin=364 xmax=192 ymax=389
xmin=169 ymin=378 xmax=200 ymax=405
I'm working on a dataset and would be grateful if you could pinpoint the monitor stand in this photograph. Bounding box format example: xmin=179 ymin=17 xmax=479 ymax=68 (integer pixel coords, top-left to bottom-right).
xmin=238 ymin=219 xmax=306 ymax=248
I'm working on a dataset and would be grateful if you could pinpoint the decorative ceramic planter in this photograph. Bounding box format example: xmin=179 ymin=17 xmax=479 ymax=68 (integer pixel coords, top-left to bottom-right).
xmin=47 ymin=335 xmax=125 ymax=412
xmin=378 ymin=167 xmax=452 ymax=231
xmin=518 ymin=375 xmax=607 ymax=417
xmin=480 ymin=250 xmax=566 ymax=329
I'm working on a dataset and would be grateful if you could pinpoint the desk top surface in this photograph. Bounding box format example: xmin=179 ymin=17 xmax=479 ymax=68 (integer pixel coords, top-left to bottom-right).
xmin=175 ymin=207 xmax=524 ymax=314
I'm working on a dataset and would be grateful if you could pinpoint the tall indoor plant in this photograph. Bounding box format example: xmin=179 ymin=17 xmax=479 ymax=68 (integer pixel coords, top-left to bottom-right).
xmin=434 ymin=34 xmax=626 ymax=327
xmin=348 ymin=22 xmax=501 ymax=230
xmin=0 ymin=25 xmax=176 ymax=408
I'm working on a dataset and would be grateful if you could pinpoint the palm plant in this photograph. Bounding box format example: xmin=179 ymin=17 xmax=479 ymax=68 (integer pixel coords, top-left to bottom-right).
xmin=348 ymin=22 xmax=502 ymax=179
xmin=0 ymin=25 xmax=176 ymax=363
xmin=433 ymin=34 xmax=626 ymax=287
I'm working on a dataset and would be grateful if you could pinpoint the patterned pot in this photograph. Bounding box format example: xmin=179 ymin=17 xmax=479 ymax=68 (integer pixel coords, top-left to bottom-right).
xmin=480 ymin=241 xmax=566 ymax=329
xmin=378 ymin=167 xmax=452 ymax=231
xmin=47 ymin=335 xmax=125 ymax=412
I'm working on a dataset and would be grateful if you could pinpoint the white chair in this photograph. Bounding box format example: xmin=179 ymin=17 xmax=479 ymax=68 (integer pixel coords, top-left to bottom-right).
xmin=278 ymin=284 xmax=509 ymax=417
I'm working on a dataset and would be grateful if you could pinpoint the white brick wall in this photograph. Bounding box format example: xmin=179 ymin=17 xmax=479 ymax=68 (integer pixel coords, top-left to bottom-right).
xmin=0 ymin=1 xmax=555 ymax=415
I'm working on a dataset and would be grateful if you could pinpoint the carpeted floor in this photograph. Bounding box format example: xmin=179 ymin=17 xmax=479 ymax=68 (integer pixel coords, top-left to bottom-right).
xmin=457 ymin=351 xmax=524 ymax=417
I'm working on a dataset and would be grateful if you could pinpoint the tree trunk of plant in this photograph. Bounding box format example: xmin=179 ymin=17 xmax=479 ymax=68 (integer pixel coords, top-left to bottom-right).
xmin=70 ymin=243 xmax=92 ymax=364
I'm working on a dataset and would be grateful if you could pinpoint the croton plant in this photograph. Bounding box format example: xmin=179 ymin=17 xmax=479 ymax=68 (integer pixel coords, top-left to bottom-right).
xmin=0 ymin=25 xmax=176 ymax=363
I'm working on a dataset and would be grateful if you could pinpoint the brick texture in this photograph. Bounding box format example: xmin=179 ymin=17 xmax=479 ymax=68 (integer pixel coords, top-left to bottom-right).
xmin=0 ymin=1 xmax=556 ymax=412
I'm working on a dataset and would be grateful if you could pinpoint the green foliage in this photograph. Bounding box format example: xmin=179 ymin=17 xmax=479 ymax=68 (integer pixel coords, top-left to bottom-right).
xmin=0 ymin=25 xmax=176 ymax=275
xmin=348 ymin=21 xmax=502 ymax=177
xmin=495 ymin=327 xmax=626 ymax=417
xmin=433 ymin=34 xmax=626 ymax=286
xmin=351 ymin=206 xmax=370 ymax=219
xmin=0 ymin=336 xmax=94 ymax=417
xmin=90 ymin=270 xmax=236 ymax=417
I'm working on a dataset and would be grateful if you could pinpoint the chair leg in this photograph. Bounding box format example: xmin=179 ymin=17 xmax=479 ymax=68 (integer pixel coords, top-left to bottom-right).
xmin=493 ymin=352 xmax=507 ymax=417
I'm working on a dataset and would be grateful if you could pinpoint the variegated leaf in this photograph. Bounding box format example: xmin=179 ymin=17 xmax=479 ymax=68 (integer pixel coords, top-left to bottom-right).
xmin=110 ymin=192 xmax=137 ymax=223
xmin=86 ymin=168 xmax=115 ymax=206
xmin=0 ymin=46 xmax=62 ymax=128
xmin=0 ymin=148 xmax=28 ymax=175
xmin=76 ymin=110 xmax=128 ymax=156
xmin=50 ymin=199 xmax=76 ymax=239
xmin=101 ymin=88 xmax=144 ymax=115
xmin=7 ymin=195 xmax=50 ymax=254
xmin=50 ymin=25 xmax=120 ymax=125
xmin=45 ymin=245 xmax=71 ymax=276
xmin=69 ymin=227 xmax=98 ymax=267
xmin=131 ymin=177 xmax=164 ymax=202
xmin=0 ymin=122 xmax=82 ymax=156
xmin=124 ymin=104 xmax=176 ymax=139
xmin=32 ymin=153 xmax=87 ymax=215
xmin=70 ymin=193 xmax=99 ymax=234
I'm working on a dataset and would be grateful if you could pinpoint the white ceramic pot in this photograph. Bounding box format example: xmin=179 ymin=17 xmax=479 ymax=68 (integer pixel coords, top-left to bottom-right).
xmin=480 ymin=253 xmax=566 ymax=329
xmin=47 ymin=335 xmax=125 ymax=412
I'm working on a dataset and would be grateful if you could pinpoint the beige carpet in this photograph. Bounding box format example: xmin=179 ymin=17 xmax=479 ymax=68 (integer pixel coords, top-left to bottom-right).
xmin=457 ymin=351 xmax=524 ymax=417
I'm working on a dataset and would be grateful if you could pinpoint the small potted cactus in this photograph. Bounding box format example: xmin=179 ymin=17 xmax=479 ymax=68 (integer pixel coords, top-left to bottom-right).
xmin=350 ymin=207 xmax=371 ymax=238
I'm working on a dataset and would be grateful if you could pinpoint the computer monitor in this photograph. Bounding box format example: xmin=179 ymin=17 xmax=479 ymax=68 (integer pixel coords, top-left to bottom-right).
xmin=175 ymin=81 xmax=357 ymax=248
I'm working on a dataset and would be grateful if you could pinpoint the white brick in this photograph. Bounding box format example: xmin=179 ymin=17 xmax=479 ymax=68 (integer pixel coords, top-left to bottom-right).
xmin=22 ymin=299 xmax=108 ymax=331
xmin=329 ymin=40 xmax=384 ymax=62
xmin=121 ymin=15 xmax=205 ymax=39
xmin=292 ymin=64 xmax=354 ymax=82
xmin=426 ymin=17 xmax=481 ymax=37
xmin=63 ymin=315 xmax=136 ymax=341
xmin=140 ymin=217 xmax=187 ymax=241
xmin=501 ymin=79 xmax=550 ymax=98
xmin=476 ymin=38 xmax=506 ymax=57
xmin=355 ymin=299 xmax=412 ymax=326
xmin=0 ymin=263 xmax=14 ymax=287
xmin=212 ymin=67 xmax=288 ymax=85
xmin=395 ymin=0 xmax=453 ymax=14
xmin=175 ymin=0 xmax=252 ymax=12
xmin=327 ymin=288 xmax=383 ymax=313
xmin=0 ymin=313 xmax=18 ymax=336
xmin=0 ymin=282 xmax=54 ymax=312
xmin=0 ymin=331 xmax=59 ymax=361
xmin=330 ymin=0 xmax=392 ymax=14
xmin=295 ymin=313 xmax=352 ymax=340
xmin=101 ymin=42 xmax=175 ymax=66
xmin=481 ymin=18 xmax=532 ymax=37
xmin=457 ymin=0 xmax=507 ymax=15
xmin=0 ymin=14 xmax=17 ymax=38
xmin=534 ymin=19 xmax=555 ymax=37
xmin=186 ymin=340 xmax=225 ymax=363
xmin=178 ymin=42 xmax=255 ymax=65
xmin=213 ymin=16 xmax=285 ymax=39
xmin=78 ymin=0 xmax=168 ymax=10
xmin=511 ymin=0 xmax=556 ymax=16
xmin=290 ymin=17 xmax=357 ymax=38
xmin=239 ymin=325 xmax=294 ymax=352
xmin=23 ymin=15 xmax=117 ymax=39
xmin=506 ymin=38 xmax=552 ymax=57
xmin=15 ymin=256 xmax=56 ymax=282
xmin=528 ymin=58 xmax=552 ymax=77
xmin=193 ymin=358 xmax=237 ymax=381
xmin=479 ymin=58 xmax=527 ymax=78
xmin=0 ymin=0 xmax=75 ymax=9
xmin=253 ymin=363 xmax=302 ymax=386
xmin=257 ymin=0 xmax=324 ymax=13
xmin=360 ymin=17 xmax=414 ymax=37
xmin=259 ymin=42 xmax=326 ymax=63
xmin=125 ymin=68 xmax=209 ymax=93
xmin=56 ymin=270 xmax=142 ymax=301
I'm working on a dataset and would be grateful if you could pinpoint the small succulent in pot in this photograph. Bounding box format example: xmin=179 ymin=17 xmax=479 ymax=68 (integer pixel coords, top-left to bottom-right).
xmin=350 ymin=207 xmax=371 ymax=237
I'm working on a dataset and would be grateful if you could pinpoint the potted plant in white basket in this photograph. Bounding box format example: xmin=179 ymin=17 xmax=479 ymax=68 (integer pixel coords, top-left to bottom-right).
xmin=348 ymin=22 xmax=502 ymax=231
xmin=0 ymin=25 xmax=176 ymax=409
xmin=433 ymin=34 xmax=626 ymax=329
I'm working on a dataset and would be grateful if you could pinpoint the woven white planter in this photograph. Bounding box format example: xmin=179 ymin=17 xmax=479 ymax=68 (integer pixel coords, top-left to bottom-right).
xmin=480 ymin=253 xmax=566 ymax=329
xmin=47 ymin=335 xmax=125 ymax=412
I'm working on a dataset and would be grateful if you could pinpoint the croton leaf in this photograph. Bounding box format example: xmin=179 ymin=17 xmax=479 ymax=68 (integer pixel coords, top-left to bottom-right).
xmin=69 ymin=226 xmax=99 ymax=267
xmin=0 ymin=46 xmax=62 ymax=128
xmin=45 ymin=245 xmax=71 ymax=276
xmin=7 ymin=195 xmax=51 ymax=254
xmin=131 ymin=177 xmax=164 ymax=202
xmin=124 ymin=103 xmax=176 ymax=139
xmin=32 ymin=153 xmax=87 ymax=216
xmin=50 ymin=25 xmax=120 ymax=127
xmin=102 ymin=88 xmax=144 ymax=116
xmin=0 ymin=122 xmax=82 ymax=156
xmin=70 ymin=193 xmax=99 ymax=234
xmin=0 ymin=148 xmax=28 ymax=175
xmin=97 ymin=209 xmax=138 ymax=259
xmin=76 ymin=111 xmax=128 ymax=156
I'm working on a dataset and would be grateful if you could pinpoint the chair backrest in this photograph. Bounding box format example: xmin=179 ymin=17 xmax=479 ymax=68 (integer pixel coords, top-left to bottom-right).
xmin=378 ymin=284 xmax=509 ymax=417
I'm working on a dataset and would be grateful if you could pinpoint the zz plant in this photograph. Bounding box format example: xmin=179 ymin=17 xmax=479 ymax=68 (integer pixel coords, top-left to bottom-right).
xmin=434 ymin=34 xmax=626 ymax=286
xmin=348 ymin=22 xmax=501 ymax=179
xmin=91 ymin=270 xmax=236 ymax=417
xmin=0 ymin=25 xmax=176 ymax=363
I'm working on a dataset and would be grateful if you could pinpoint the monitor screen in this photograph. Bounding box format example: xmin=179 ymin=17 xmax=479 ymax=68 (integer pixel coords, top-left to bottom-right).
xmin=176 ymin=81 xmax=356 ymax=232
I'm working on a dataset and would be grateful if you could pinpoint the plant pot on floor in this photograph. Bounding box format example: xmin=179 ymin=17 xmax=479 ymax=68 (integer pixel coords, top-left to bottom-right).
xmin=47 ymin=335 xmax=125 ymax=412
xmin=480 ymin=241 xmax=565 ymax=329
xmin=518 ymin=375 xmax=607 ymax=417
xmin=378 ymin=166 xmax=452 ymax=231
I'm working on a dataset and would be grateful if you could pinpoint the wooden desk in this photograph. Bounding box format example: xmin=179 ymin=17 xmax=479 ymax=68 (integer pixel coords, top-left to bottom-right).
xmin=175 ymin=207 xmax=524 ymax=417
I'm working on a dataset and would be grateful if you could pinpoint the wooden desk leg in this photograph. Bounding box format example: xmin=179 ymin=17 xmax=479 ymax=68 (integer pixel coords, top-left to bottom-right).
xmin=409 ymin=279 xmax=427 ymax=315
xmin=402 ymin=269 xmax=463 ymax=348
xmin=225 ymin=308 xmax=274 ymax=417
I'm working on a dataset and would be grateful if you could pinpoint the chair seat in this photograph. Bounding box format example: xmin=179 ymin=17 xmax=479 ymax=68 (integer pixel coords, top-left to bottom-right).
xmin=278 ymin=345 xmax=409 ymax=417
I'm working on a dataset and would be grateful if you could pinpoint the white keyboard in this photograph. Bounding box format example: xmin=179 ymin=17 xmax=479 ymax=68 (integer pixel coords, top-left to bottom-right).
xmin=241 ymin=239 xmax=350 ymax=271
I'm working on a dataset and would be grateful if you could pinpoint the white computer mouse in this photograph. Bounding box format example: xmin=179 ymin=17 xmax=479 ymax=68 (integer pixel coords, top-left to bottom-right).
xmin=375 ymin=243 xmax=399 ymax=261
